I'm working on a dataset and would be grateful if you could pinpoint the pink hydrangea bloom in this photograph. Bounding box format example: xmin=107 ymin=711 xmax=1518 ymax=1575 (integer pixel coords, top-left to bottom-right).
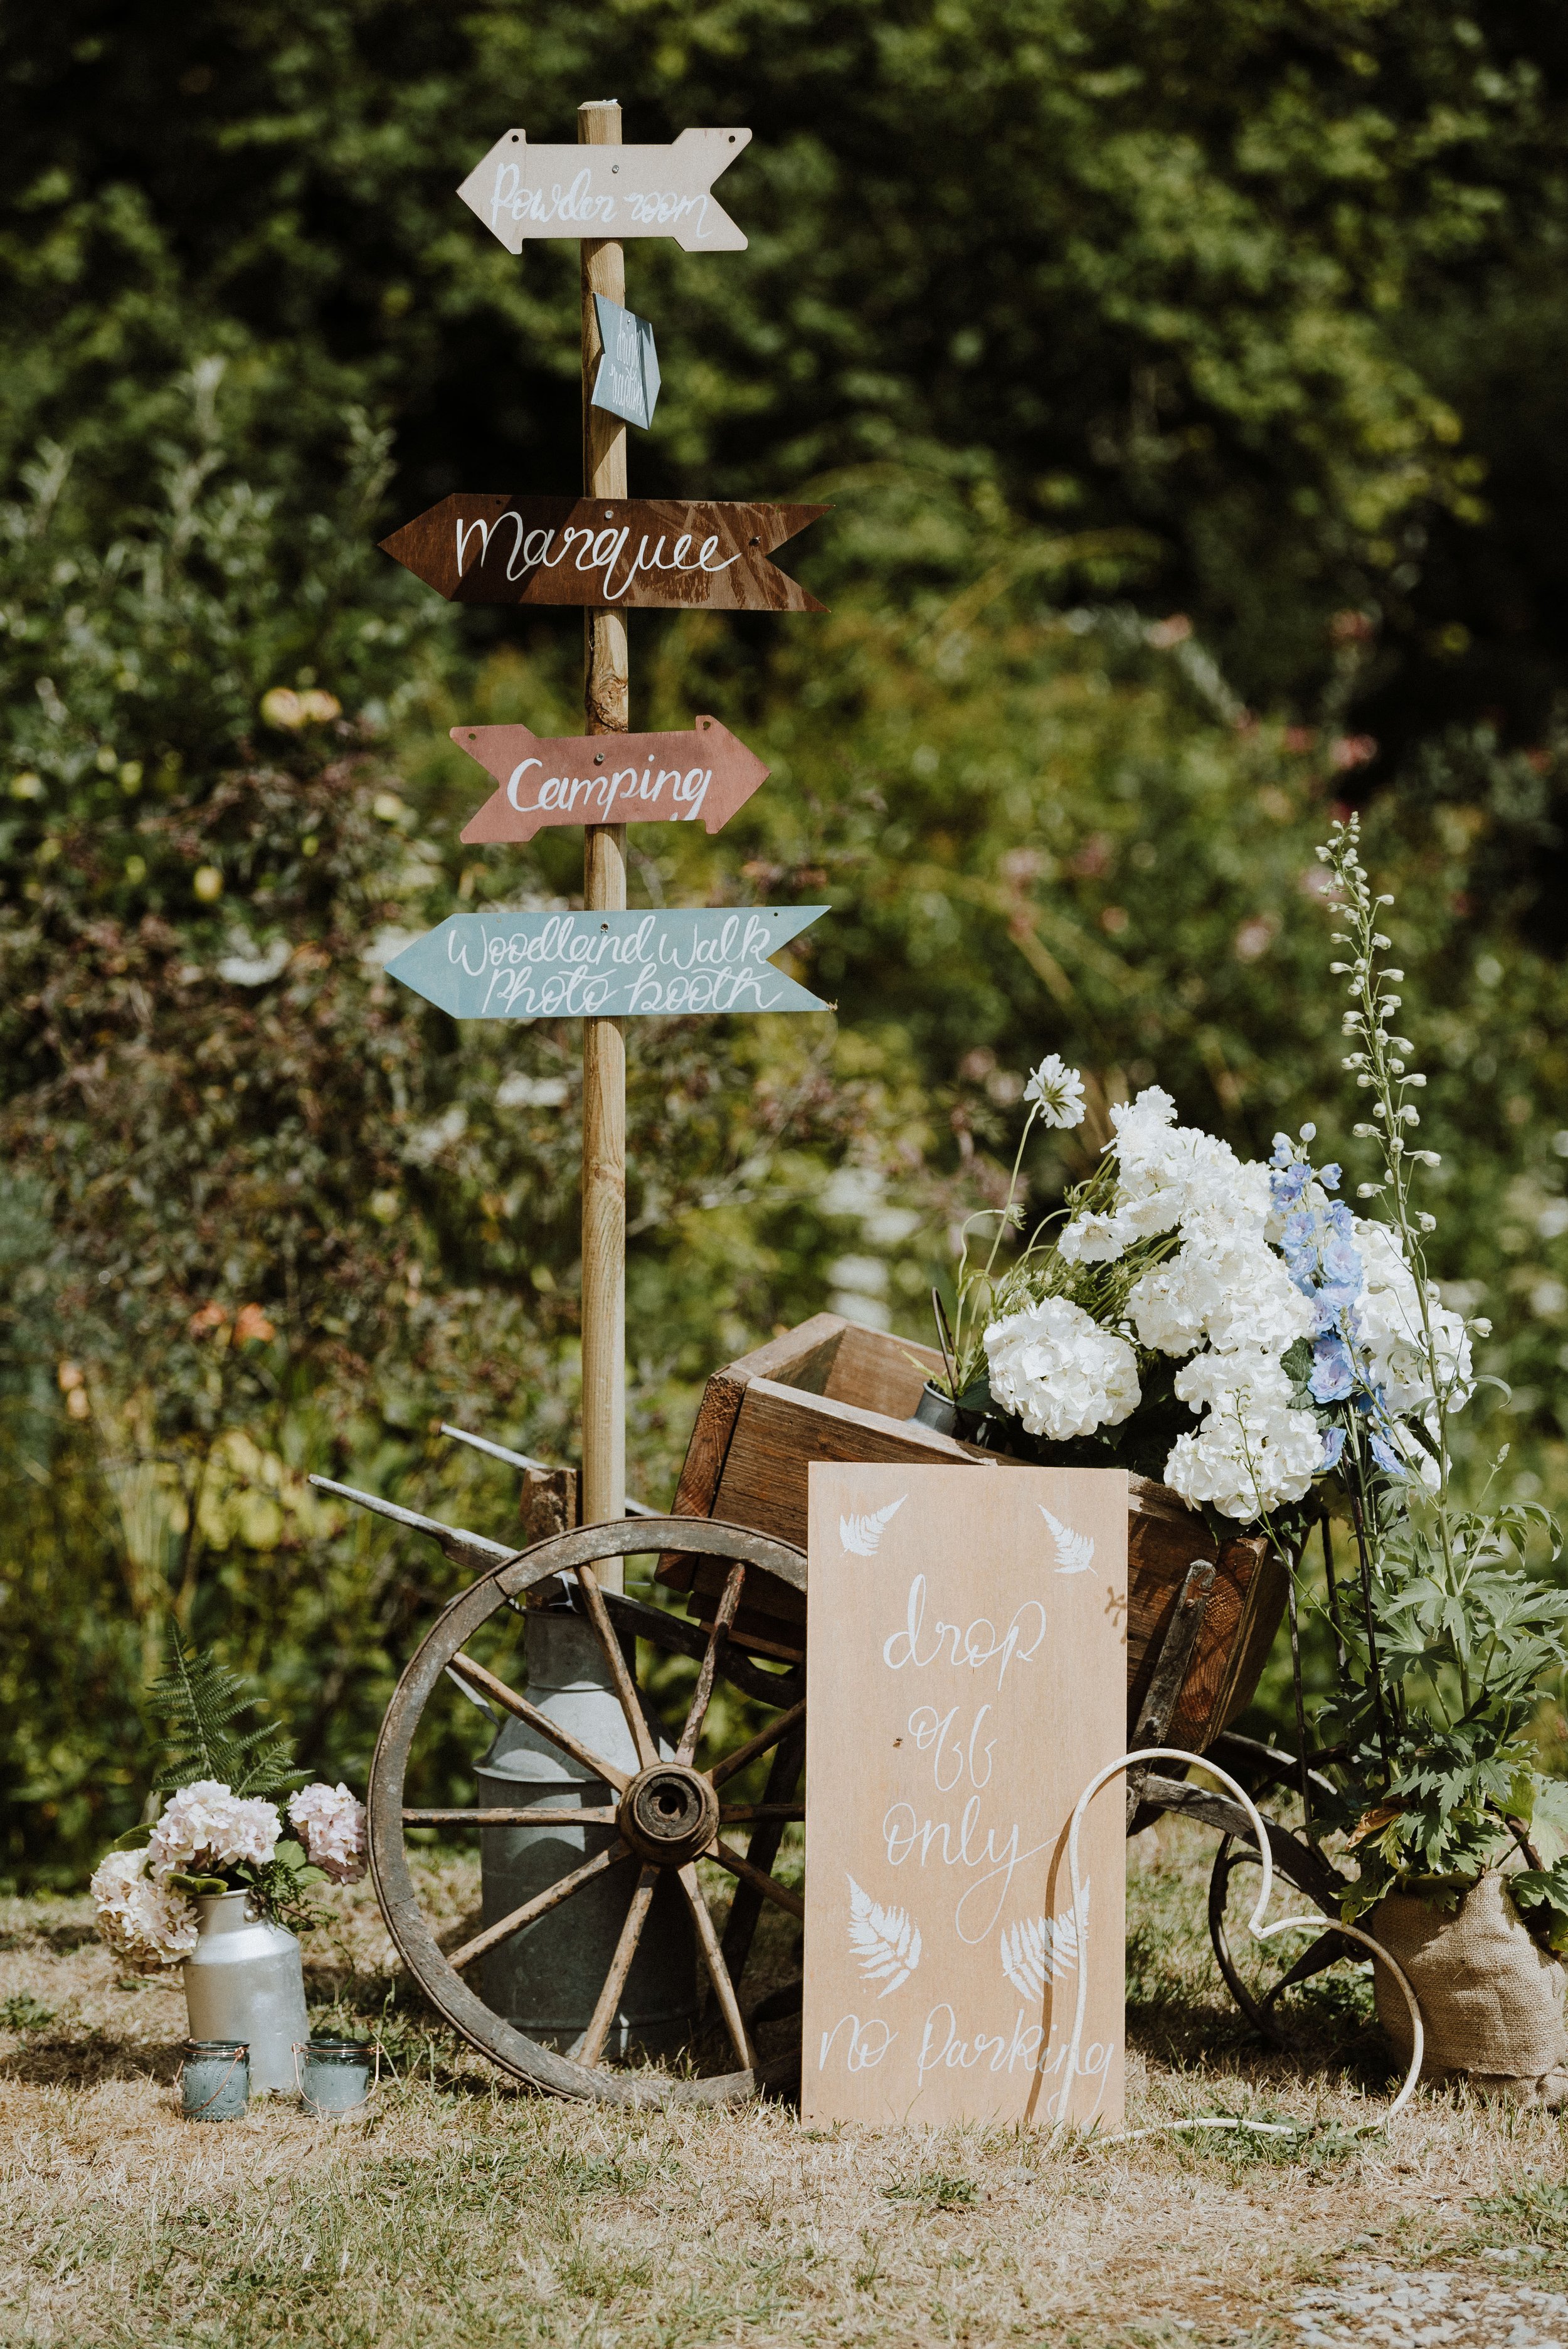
xmin=89 ymin=1848 xmax=199 ymax=1971
xmin=288 ymin=1782 xmax=367 ymax=1884
xmin=146 ymin=1780 xmax=281 ymax=1882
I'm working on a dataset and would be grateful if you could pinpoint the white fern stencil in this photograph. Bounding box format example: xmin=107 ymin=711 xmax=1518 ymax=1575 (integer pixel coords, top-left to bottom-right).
xmin=1038 ymin=1503 xmax=1095 ymax=1575
xmin=999 ymin=1882 xmax=1090 ymax=2000
xmin=846 ymin=1874 xmax=923 ymax=1996
xmin=839 ymin=1494 xmax=906 ymax=1557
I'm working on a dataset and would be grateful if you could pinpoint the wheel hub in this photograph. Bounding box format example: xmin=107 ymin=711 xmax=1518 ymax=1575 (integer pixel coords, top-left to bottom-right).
xmin=618 ymin=1763 xmax=719 ymax=1867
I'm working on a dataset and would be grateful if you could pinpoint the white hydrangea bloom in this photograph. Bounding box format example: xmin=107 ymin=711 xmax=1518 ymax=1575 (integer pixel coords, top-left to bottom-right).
xmin=1108 ymin=1089 xmax=1271 ymax=1245
xmin=983 ymin=1295 xmax=1141 ymax=1441
xmin=90 ymin=1847 xmax=199 ymax=1973
xmin=1163 ymin=1348 xmax=1323 ymax=1519
xmin=288 ymin=1782 xmax=368 ymax=1885
xmin=1056 ymin=1211 xmax=1125 ymax=1266
xmin=146 ymin=1780 xmax=281 ymax=1883
xmin=1354 ymin=1219 xmax=1473 ymax=1415
xmin=1128 ymin=1221 xmax=1314 ymax=1359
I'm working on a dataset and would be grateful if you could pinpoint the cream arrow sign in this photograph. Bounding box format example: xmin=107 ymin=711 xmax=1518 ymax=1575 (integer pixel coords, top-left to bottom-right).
xmin=458 ymin=127 xmax=751 ymax=253
xmin=454 ymin=716 xmax=770 ymax=842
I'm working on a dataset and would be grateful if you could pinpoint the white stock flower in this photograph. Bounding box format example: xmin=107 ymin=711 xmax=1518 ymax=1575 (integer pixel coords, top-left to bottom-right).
xmin=146 ymin=1780 xmax=281 ymax=1883
xmin=1023 ymin=1054 xmax=1086 ymax=1130
xmin=1354 ymin=1219 xmax=1473 ymax=1414
xmin=90 ymin=1847 xmax=199 ymax=1973
xmin=984 ymin=1294 xmax=1141 ymax=1440
xmin=1163 ymin=1348 xmax=1323 ymax=1520
xmin=288 ymin=1782 xmax=368 ymax=1885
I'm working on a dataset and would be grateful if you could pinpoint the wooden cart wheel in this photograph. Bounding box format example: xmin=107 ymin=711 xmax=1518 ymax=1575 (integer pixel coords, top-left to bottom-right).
xmin=369 ymin=1515 xmax=807 ymax=2106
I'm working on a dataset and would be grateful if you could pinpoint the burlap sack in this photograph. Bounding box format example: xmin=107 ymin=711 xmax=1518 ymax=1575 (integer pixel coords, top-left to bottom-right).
xmin=1370 ymin=1870 xmax=1568 ymax=2106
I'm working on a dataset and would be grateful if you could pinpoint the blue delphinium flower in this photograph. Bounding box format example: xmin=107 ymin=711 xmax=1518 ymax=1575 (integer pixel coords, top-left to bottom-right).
xmin=1368 ymin=1427 xmax=1409 ymax=1480
xmin=1320 ymin=1425 xmax=1347 ymax=1470
xmin=1310 ymin=1331 xmax=1356 ymax=1403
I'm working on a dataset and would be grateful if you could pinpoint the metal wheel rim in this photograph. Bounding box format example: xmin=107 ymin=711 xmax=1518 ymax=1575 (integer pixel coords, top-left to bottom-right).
xmin=369 ymin=1515 xmax=806 ymax=2107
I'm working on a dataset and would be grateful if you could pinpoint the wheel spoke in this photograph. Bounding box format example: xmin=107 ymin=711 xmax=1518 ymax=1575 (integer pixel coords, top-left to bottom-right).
xmin=575 ymin=1567 xmax=660 ymax=1771
xmin=721 ymin=1717 xmax=806 ymax=1988
xmin=571 ymin=1865 xmax=659 ymax=2069
xmin=716 ymin=1803 xmax=805 ymax=1825
xmin=677 ymin=1562 xmax=746 ymax=1764
xmin=679 ymin=1862 xmax=756 ymax=2072
xmin=403 ymin=1806 xmax=620 ymax=1827
xmin=706 ymin=1837 xmax=805 ymax=1922
xmin=708 ymin=1696 xmax=807 ymax=1791
xmin=445 ymin=1842 xmax=632 ymax=1973
xmin=449 ymin=1650 xmax=630 ymax=1793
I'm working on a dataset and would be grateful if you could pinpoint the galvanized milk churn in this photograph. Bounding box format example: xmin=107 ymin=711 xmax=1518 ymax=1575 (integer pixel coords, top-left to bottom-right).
xmin=476 ymin=1595 xmax=697 ymax=2054
xmin=182 ymin=1890 xmax=310 ymax=2092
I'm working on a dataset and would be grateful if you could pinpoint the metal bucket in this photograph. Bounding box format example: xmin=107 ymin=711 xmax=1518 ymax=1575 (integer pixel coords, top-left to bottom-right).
xmin=295 ymin=2035 xmax=376 ymax=2118
xmin=180 ymin=2037 xmax=249 ymax=2121
xmin=477 ymin=1599 xmax=697 ymax=2058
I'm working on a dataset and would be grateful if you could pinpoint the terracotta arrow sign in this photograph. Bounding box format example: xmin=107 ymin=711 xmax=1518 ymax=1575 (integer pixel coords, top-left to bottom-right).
xmin=459 ymin=127 xmax=751 ymax=254
xmin=379 ymin=496 xmax=827 ymax=615
xmin=453 ymin=716 xmax=768 ymax=842
xmin=386 ymin=908 xmax=829 ymax=1021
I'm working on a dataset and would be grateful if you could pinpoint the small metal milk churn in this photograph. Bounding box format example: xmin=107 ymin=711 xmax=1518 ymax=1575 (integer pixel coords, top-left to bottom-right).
xmin=182 ymin=1890 xmax=310 ymax=2093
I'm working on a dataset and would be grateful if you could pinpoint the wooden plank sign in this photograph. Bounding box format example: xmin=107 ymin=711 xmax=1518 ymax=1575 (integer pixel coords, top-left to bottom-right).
xmin=591 ymin=294 xmax=659 ymax=430
xmin=458 ymin=127 xmax=751 ymax=253
xmin=453 ymin=716 xmax=768 ymax=842
xmin=803 ymin=1463 xmax=1128 ymax=2129
xmin=386 ymin=906 xmax=829 ymax=1020
xmin=378 ymin=496 xmax=827 ymax=613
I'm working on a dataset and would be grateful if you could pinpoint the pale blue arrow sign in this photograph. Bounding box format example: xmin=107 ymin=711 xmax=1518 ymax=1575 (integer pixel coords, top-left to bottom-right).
xmin=386 ymin=907 xmax=830 ymax=1021
xmin=591 ymin=294 xmax=660 ymax=431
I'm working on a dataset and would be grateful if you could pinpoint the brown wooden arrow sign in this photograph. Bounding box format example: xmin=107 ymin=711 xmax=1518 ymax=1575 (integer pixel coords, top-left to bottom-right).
xmin=378 ymin=496 xmax=827 ymax=613
xmin=454 ymin=716 xmax=769 ymax=841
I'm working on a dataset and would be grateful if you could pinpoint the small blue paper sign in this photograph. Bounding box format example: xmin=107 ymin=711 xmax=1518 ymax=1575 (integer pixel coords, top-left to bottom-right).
xmin=386 ymin=906 xmax=828 ymax=1022
xmin=591 ymin=294 xmax=660 ymax=431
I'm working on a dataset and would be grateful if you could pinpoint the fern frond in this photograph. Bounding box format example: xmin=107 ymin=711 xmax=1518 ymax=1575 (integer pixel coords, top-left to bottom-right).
xmin=147 ymin=1631 xmax=302 ymax=1796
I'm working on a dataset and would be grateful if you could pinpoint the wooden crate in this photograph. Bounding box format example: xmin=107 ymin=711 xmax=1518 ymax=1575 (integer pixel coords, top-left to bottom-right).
xmin=659 ymin=1312 xmax=1287 ymax=1750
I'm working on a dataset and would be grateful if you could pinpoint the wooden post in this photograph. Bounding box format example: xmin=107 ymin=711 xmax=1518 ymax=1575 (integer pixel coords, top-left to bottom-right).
xmin=578 ymin=99 xmax=628 ymax=1562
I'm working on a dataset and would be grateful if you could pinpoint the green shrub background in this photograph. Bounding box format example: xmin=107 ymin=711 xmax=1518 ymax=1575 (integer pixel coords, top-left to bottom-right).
xmin=4 ymin=0 xmax=1568 ymax=1884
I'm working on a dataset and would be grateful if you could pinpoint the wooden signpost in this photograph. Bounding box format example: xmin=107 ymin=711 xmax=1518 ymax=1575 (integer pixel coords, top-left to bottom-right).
xmin=803 ymin=1463 xmax=1128 ymax=2129
xmin=383 ymin=99 xmax=827 ymax=1539
xmin=458 ymin=126 xmax=752 ymax=253
xmin=591 ymin=294 xmax=660 ymax=430
xmin=378 ymin=494 xmax=827 ymax=612
xmin=387 ymin=907 xmax=828 ymax=1020
xmin=453 ymin=715 xmax=768 ymax=841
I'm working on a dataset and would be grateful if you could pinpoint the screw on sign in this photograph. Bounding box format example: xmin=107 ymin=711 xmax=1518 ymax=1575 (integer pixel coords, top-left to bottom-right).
xmin=452 ymin=717 xmax=769 ymax=842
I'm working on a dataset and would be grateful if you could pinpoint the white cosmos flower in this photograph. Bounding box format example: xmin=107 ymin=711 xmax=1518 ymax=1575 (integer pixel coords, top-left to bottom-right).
xmin=983 ymin=1294 xmax=1141 ymax=1440
xmin=1024 ymin=1054 xmax=1086 ymax=1129
xmin=89 ymin=1847 xmax=199 ymax=1972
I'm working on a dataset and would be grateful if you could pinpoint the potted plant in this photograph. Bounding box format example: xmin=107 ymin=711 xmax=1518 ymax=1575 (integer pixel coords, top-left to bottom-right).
xmin=90 ymin=1638 xmax=366 ymax=2093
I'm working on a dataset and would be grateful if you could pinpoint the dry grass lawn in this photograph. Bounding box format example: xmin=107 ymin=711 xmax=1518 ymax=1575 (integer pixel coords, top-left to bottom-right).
xmin=3 ymin=1818 xmax=1566 ymax=2348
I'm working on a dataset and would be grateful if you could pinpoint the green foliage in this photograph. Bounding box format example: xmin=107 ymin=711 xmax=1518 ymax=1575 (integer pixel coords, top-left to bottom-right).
xmin=147 ymin=1633 xmax=302 ymax=1798
xmin=6 ymin=7 xmax=1568 ymax=1884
